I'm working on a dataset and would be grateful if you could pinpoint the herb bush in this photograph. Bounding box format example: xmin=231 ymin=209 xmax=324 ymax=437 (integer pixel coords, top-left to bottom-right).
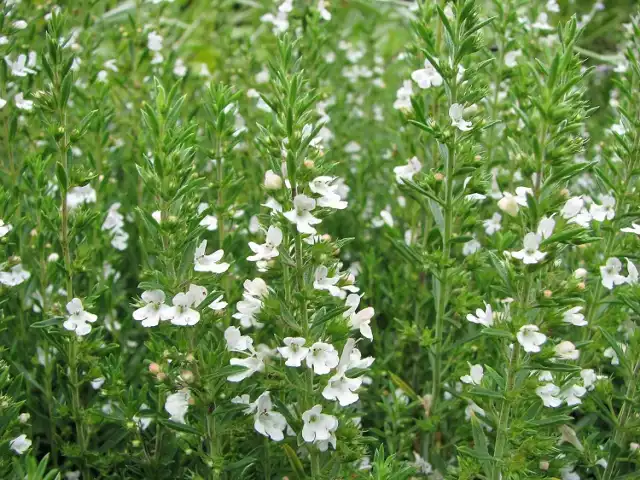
xmin=1 ymin=0 xmax=639 ymax=479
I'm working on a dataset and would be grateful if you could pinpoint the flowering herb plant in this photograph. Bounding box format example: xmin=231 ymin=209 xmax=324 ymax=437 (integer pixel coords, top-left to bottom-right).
xmin=0 ymin=0 xmax=639 ymax=479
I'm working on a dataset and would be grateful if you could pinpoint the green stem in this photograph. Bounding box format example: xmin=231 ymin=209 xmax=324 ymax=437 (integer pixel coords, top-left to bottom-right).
xmin=69 ymin=339 xmax=89 ymax=478
xmin=491 ymin=344 xmax=520 ymax=479
xmin=601 ymin=360 xmax=640 ymax=480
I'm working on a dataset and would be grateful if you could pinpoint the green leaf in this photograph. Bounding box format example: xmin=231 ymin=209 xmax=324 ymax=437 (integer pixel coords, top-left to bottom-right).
xmin=282 ymin=444 xmax=307 ymax=479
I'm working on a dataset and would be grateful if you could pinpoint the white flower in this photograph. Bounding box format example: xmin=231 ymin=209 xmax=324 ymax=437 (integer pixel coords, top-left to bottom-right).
xmin=483 ymin=213 xmax=502 ymax=235
xmin=536 ymin=383 xmax=562 ymax=407
xmin=165 ymin=390 xmax=190 ymax=424
xmin=63 ymin=298 xmax=98 ymax=336
xmin=344 ymin=294 xmax=374 ymax=340
xmin=248 ymin=226 xmax=282 ymax=262
xmin=511 ymin=232 xmax=546 ymax=264
xmin=554 ymin=341 xmax=580 ymax=360
xmin=133 ymin=404 xmax=153 ymax=430
xmin=5 ymin=54 xmax=36 ymax=76
xmin=254 ymin=392 xmax=288 ymax=441
xmin=147 ymin=31 xmax=163 ymax=52
xmin=310 ymin=176 xmax=348 ymax=210
xmin=208 ymin=295 xmax=227 ymax=312
xmin=167 ymin=284 xmax=207 ymax=326
xmin=532 ymin=12 xmax=553 ymax=30
xmin=590 ymin=195 xmax=615 ymax=221
xmin=306 ymin=342 xmax=339 ymax=375
xmin=278 ymin=337 xmax=309 ymax=367
xmin=133 ymin=290 xmax=173 ymax=327
xmin=393 ymin=80 xmax=413 ymax=111
xmin=0 ymin=264 xmax=31 ymax=286
xmin=563 ymin=306 xmax=587 ymax=327
xmin=9 ymin=434 xmax=31 ymax=455
xmin=561 ymin=196 xmax=584 ymax=219
xmin=412 ymin=452 xmax=433 ymax=475
xmin=67 ymin=184 xmax=97 ymax=210
xmin=318 ymin=0 xmax=331 ymax=20
xmin=504 ymin=50 xmax=522 ymax=68
xmin=302 ymin=405 xmax=339 ymax=443
xmin=462 ymin=237 xmax=481 ymax=256
xmin=264 ymin=170 xmax=283 ymax=190
xmin=600 ymin=257 xmax=626 ymax=290
xmin=517 ymin=324 xmax=546 ymax=353
xmin=625 ymin=258 xmax=638 ymax=284
xmin=411 ymin=60 xmax=442 ymax=89
xmin=322 ymin=339 xmax=363 ymax=406
xmin=580 ymin=369 xmax=599 ymax=390
xmin=0 ymin=98 xmax=6 ymax=109
xmin=560 ymin=466 xmax=581 ymax=480
xmin=466 ymin=303 xmax=493 ymax=327
xmin=228 ymin=350 xmax=267 ymax=382
xmin=13 ymin=20 xmax=28 ymax=30
xmin=284 ymin=194 xmax=321 ymax=234
xmin=313 ymin=266 xmax=341 ymax=297
xmin=14 ymin=92 xmax=33 ymax=111
xmin=621 ymin=222 xmax=640 ymax=235
xmin=199 ymin=214 xmax=218 ymax=231
xmin=560 ymin=384 xmax=587 ymax=406
xmin=537 ymin=215 xmax=555 ymax=239
xmin=449 ymin=103 xmax=472 ymax=131
xmin=173 ymin=58 xmax=187 ymax=77
xmin=194 ymin=240 xmax=229 ymax=273
xmin=461 ymin=364 xmax=484 ymax=385
xmin=91 ymin=377 xmax=106 ymax=390
xmin=0 ymin=219 xmax=9 ymax=238
xmin=497 ymin=188 xmax=531 ymax=216
xmin=224 ymin=326 xmax=253 ymax=352
xmin=604 ymin=344 xmax=626 ymax=365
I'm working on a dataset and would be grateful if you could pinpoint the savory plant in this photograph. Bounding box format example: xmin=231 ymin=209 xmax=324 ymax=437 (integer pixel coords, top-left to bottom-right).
xmin=0 ymin=0 xmax=638 ymax=479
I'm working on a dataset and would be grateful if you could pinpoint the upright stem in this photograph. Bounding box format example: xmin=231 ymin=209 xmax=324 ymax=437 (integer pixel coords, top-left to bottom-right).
xmin=429 ymin=80 xmax=457 ymax=460
xmin=491 ymin=344 xmax=520 ymax=480
xmin=601 ymin=360 xmax=640 ymax=480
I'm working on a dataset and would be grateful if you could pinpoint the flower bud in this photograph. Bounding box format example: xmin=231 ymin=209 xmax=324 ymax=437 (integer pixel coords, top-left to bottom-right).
xmin=577 ymin=282 xmax=586 ymax=290
xmin=263 ymin=170 xmax=283 ymax=190
xmin=574 ymin=268 xmax=587 ymax=279
xmin=498 ymin=195 xmax=519 ymax=217
xmin=185 ymin=353 xmax=195 ymax=362
xmin=18 ymin=413 xmax=30 ymax=424
xmin=303 ymin=159 xmax=315 ymax=169
xmin=539 ymin=461 xmax=549 ymax=471
xmin=434 ymin=173 xmax=444 ymax=182
xmin=560 ymin=188 xmax=570 ymax=198
xmin=181 ymin=370 xmax=194 ymax=384
xmin=543 ymin=289 xmax=552 ymax=298
xmin=148 ymin=362 xmax=161 ymax=374
xmin=156 ymin=372 xmax=167 ymax=381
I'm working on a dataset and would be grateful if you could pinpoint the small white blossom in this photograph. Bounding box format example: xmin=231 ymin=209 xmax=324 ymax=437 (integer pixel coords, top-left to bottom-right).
xmin=253 ymin=392 xmax=288 ymax=441
xmin=600 ymin=257 xmax=626 ymax=290
xmin=563 ymin=306 xmax=587 ymax=327
xmin=14 ymin=92 xmax=33 ymax=111
xmin=460 ymin=364 xmax=484 ymax=385
xmin=306 ymin=342 xmax=339 ymax=375
xmin=561 ymin=384 xmax=587 ymax=406
xmin=449 ymin=103 xmax=472 ymax=131
xmin=278 ymin=337 xmax=309 ymax=367
xmin=604 ymin=344 xmax=626 ymax=365
xmin=284 ymin=195 xmax=321 ymax=234
xmin=411 ymin=59 xmax=442 ymax=89
xmin=224 ymin=326 xmax=253 ymax=352
xmin=302 ymin=405 xmax=339 ymax=443
xmin=536 ymin=383 xmax=562 ymax=407
xmin=167 ymin=284 xmax=207 ymax=326
xmin=554 ymin=341 xmax=580 ymax=360
xmin=248 ymin=226 xmax=282 ymax=262
xmin=133 ymin=290 xmax=173 ymax=327
xmin=63 ymin=298 xmax=98 ymax=336
xmin=483 ymin=213 xmax=502 ymax=235
xmin=393 ymin=157 xmax=422 ymax=184
xmin=517 ymin=324 xmax=546 ymax=353
xmin=466 ymin=303 xmax=493 ymax=327
xmin=194 ymin=240 xmax=229 ymax=273
xmin=164 ymin=391 xmax=190 ymax=424
xmin=0 ymin=264 xmax=31 ymax=286
xmin=9 ymin=434 xmax=31 ymax=455
xmin=511 ymin=232 xmax=546 ymax=264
